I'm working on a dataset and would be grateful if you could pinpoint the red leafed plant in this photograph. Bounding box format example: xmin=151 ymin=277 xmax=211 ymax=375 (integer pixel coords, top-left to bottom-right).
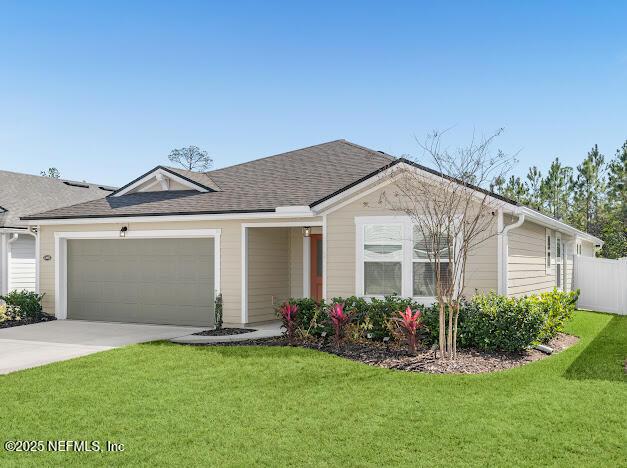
xmin=396 ymin=306 xmax=422 ymax=354
xmin=278 ymin=302 xmax=299 ymax=345
xmin=329 ymin=302 xmax=351 ymax=348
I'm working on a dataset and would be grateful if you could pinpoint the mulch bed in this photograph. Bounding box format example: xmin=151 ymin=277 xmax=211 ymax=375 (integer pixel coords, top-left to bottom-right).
xmin=194 ymin=332 xmax=579 ymax=374
xmin=0 ymin=313 xmax=57 ymax=329
xmin=192 ymin=327 xmax=256 ymax=336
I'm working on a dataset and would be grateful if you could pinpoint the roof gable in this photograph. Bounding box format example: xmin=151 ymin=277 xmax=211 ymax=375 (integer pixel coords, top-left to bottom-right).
xmin=109 ymin=166 xmax=219 ymax=197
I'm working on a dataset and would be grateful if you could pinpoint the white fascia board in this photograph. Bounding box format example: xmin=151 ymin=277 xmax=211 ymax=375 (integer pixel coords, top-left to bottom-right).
xmin=518 ymin=207 xmax=603 ymax=245
xmin=25 ymin=211 xmax=320 ymax=226
xmin=312 ymin=170 xmax=392 ymax=213
xmin=314 ymin=161 xmax=516 ymax=216
xmin=275 ymin=206 xmax=312 ymax=215
xmin=113 ymin=168 xmax=209 ymax=197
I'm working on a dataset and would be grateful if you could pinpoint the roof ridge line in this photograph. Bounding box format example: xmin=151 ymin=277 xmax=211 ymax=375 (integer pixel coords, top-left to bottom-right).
xmin=338 ymin=140 xmax=397 ymax=161
xmin=206 ymin=139 xmax=349 ymax=174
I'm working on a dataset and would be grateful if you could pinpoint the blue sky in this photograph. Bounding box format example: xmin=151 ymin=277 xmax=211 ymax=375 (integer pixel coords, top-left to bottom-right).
xmin=0 ymin=1 xmax=625 ymax=187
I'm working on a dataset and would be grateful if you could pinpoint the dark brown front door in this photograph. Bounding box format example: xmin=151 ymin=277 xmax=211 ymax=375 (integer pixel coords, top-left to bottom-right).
xmin=310 ymin=234 xmax=323 ymax=302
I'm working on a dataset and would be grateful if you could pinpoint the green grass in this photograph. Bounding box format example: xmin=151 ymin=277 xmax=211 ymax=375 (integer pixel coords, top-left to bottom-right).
xmin=1 ymin=311 xmax=625 ymax=467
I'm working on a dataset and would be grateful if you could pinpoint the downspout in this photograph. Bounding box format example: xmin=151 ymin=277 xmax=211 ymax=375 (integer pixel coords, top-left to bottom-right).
xmin=499 ymin=210 xmax=525 ymax=296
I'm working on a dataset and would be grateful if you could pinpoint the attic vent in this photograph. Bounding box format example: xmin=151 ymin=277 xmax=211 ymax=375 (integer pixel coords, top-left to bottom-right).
xmin=63 ymin=181 xmax=90 ymax=188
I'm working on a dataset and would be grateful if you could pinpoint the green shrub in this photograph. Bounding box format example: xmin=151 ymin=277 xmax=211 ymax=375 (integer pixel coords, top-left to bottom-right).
xmin=338 ymin=295 xmax=422 ymax=339
xmin=466 ymin=292 xmax=546 ymax=352
xmin=287 ymin=295 xmax=425 ymax=341
xmin=285 ymin=289 xmax=575 ymax=352
xmin=287 ymin=298 xmax=330 ymax=337
xmin=0 ymin=290 xmax=44 ymax=321
xmin=529 ymin=289 xmax=579 ymax=343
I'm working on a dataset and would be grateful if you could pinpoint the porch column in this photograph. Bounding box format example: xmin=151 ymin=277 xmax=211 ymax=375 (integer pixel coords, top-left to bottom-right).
xmin=303 ymin=234 xmax=311 ymax=298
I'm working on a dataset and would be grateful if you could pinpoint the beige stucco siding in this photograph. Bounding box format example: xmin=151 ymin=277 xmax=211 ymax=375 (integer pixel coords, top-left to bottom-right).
xmin=38 ymin=217 xmax=319 ymax=325
xmin=507 ymin=220 xmax=555 ymax=296
xmin=325 ymin=182 xmax=499 ymax=299
xmin=506 ymin=220 xmax=591 ymax=296
xmin=247 ymin=227 xmax=289 ymax=323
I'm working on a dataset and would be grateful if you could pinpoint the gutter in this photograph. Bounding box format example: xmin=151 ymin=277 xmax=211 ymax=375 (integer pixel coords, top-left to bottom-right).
xmin=498 ymin=209 xmax=526 ymax=295
xmin=518 ymin=206 xmax=603 ymax=246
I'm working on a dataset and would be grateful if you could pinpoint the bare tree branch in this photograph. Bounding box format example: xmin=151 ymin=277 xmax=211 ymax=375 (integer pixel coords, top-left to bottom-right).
xmin=378 ymin=129 xmax=516 ymax=359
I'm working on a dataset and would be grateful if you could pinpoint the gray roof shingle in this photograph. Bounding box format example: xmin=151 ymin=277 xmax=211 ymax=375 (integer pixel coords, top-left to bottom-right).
xmin=0 ymin=171 xmax=115 ymax=228
xmin=22 ymin=140 xmax=395 ymax=220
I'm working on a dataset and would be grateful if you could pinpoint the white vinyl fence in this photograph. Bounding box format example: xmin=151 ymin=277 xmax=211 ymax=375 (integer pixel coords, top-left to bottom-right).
xmin=573 ymin=256 xmax=627 ymax=315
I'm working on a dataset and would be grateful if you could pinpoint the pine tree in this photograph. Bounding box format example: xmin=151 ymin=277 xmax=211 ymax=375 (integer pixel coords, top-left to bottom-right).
xmin=525 ymin=166 xmax=543 ymax=210
xmin=571 ymin=145 xmax=605 ymax=236
xmin=540 ymin=158 xmax=573 ymax=220
xmin=498 ymin=175 xmax=529 ymax=203
xmin=601 ymin=141 xmax=626 ymax=258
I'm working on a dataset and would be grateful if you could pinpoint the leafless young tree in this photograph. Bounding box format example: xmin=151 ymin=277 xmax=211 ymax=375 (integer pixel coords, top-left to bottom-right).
xmin=379 ymin=129 xmax=516 ymax=359
xmin=167 ymin=146 xmax=213 ymax=172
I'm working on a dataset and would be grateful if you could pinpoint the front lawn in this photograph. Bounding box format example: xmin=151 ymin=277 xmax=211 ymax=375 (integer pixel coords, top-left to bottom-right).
xmin=1 ymin=311 xmax=625 ymax=467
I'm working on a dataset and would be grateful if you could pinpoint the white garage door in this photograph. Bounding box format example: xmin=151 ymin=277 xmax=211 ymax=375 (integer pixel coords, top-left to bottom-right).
xmin=67 ymin=238 xmax=214 ymax=326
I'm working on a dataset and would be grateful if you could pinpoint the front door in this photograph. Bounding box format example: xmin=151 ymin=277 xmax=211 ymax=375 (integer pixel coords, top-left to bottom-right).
xmin=310 ymin=234 xmax=323 ymax=302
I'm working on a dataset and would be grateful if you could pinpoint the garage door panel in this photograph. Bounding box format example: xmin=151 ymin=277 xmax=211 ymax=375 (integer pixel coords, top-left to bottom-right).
xmin=140 ymin=304 xmax=213 ymax=325
xmin=67 ymin=238 xmax=214 ymax=326
xmin=101 ymin=281 xmax=139 ymax=303
xmin=100 ymin=302 xmax=141 ymax=322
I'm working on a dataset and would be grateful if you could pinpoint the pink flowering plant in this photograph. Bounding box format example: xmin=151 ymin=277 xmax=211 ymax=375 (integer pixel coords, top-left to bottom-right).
xmin=395 ymin=306 xmax=422 ymax=354
xmin=277 ymin=302 xmax=299 ymax=345
xmin=329 ymin=302 xmax=351 ymax=348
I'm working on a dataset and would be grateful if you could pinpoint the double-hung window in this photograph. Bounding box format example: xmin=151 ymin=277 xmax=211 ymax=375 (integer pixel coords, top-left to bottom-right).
xmin=363 ymin=224 xmax=403 ymax=295
xmin=356 ymin=217 xmax=455 ymax=301
xmin=412 ymin=227 xmax=452 ymax=297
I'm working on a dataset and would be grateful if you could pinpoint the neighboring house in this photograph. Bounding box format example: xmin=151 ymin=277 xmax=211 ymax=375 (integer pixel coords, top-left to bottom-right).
xmin=21 ymin=140 xmax=602 ymax=327
xmin=0 ymin=170 xmax=115 ymax=296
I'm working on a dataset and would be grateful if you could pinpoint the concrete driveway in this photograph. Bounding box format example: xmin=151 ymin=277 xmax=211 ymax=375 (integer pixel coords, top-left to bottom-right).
xmin=0 ymin=320 xmax=205 ymax=375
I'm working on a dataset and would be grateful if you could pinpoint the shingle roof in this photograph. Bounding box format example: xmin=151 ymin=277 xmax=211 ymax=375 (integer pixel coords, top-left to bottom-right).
xmin=22 ymin=140 xmax=396 ymax=220
xmin=0 ymin=170 xmax=115 ymax=228
xmin=163 ymin=166 xmax=222 ymax=192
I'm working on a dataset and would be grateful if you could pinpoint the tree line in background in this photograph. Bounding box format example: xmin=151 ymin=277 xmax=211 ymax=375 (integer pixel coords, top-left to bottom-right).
xmin=494 ymin=141 xmax=626 ymax=259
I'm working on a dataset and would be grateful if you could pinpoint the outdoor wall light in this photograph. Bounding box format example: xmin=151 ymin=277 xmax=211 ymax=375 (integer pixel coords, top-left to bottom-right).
xmin=303 ymin=226 xmax=311 ymax=237
xmin=119 ymin=226 xmax=128 ymax=238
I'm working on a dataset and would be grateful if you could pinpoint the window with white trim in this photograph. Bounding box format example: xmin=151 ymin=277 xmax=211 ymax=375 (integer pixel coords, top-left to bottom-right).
xmin=545 ymin=228 xmax=552 ymax=272
xmin=356 ymin=217 xmax=456 ymax=301
xmin=363 ymin=224 xmax=403 ymax=295
xmin=576 ymin=241 xmax=582 ymax=255
xmin=412 ymin=226 xmax=451 ymax=297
